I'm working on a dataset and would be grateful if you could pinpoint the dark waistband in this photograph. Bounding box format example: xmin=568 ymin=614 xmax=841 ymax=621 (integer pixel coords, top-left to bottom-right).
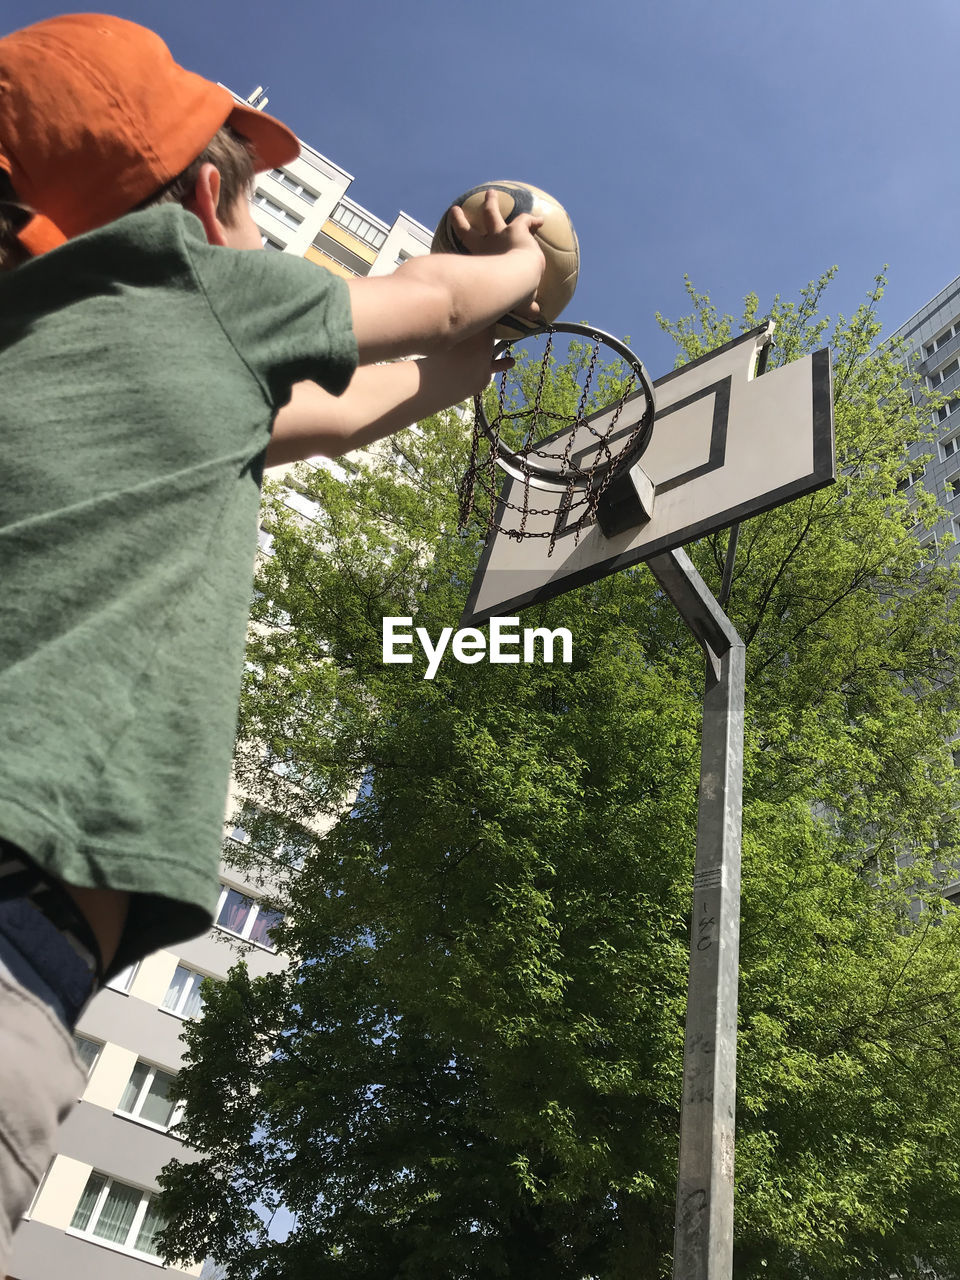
xmin=0 ymin=844 xmax=103 ymax=983
xmin=0 ymin=898 xmax=98 ymax=1028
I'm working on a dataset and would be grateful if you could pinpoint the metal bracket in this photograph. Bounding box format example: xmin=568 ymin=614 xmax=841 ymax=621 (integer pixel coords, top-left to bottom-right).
xmin=596 ymin=463 xmax=656 ymax=539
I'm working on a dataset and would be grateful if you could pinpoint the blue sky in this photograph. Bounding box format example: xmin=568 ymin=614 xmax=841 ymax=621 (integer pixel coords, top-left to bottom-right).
xmin=9 ymin=0 xmax=959 ymax=375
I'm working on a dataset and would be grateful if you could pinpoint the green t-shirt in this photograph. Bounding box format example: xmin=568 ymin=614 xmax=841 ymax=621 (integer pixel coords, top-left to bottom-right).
xmin=0 ymin=205 xmax=357 ymax=975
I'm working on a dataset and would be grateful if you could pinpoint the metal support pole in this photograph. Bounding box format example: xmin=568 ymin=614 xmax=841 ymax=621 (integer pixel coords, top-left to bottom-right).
xmin=646 ymin=548 xmax=745 ymax=1280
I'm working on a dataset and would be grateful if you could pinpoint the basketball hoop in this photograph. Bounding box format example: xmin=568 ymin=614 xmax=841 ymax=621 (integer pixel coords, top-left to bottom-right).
xmin=458 ymin=322 xmax=657 ymax=551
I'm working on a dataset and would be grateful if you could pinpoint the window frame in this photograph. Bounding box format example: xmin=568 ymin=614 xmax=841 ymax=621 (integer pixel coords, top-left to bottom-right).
xmin=930 ymin=356 xmax=960 ymax=389
xmin=214 ymin=884 xmax=284 ymax=951
xmin=116 ymin=1059 xmax=183 ymax=1132
xmin=73 ymin=1034 xmax=103 ymax=1077
xmin=105 ymin=961 xmax=139 ymax=994
xmin=927 ymin=322 xmax=960 ymax=359
xmin=330 ymin=201 xmax=388 ymax=250
xmin=252 ymin=189 xmax=304 ymax=230
xmin=919 ymin=531 xmax=940 ymax=555
xmin=268 ymin=167 xmax=319 ymax=204
xmin=161 ymin=963 xmax=209 ymax=1019
xmin=68 ymin=1172 xmax=165 ymax=1261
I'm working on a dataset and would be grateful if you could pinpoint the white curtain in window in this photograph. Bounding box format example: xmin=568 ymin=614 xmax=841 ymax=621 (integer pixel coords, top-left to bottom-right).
xmin=134 ymin=1195 xmax=165 ymax=1255
xmin=162 ymin=965 xmax=189 ymax=1011
xmin=140 ymin=1070 xmax=176 ymax=1127
xmin=73 ymin=1035 xmax=100 ymax=1074
xmin=70 ymin=1172 xmax=106 ymax=1231
xmin=93 ymin=1182 xmax=140 ymax=1243
xmin=182 ymin=973 xmax=204 ymax=1018
xmin=120 ymin=1062 xmax=149 ymax=1113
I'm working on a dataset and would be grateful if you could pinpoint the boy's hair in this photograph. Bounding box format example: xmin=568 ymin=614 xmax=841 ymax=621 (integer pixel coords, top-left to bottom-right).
xmin=0 ymin=125 xmax=256 ymax=272
xmin=138 ymin=125 xmax=256 ymax=220
xmin=0 ymin=171 xmax=30 ymax=270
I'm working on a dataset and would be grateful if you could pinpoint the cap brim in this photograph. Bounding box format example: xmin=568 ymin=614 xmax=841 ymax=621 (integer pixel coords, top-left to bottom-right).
xmin=228 ymin=102 xmax=300 ymax=171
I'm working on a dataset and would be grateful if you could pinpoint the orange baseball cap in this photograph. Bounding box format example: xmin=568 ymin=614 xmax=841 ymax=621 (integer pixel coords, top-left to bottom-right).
xmin=0 ymin=12 xmax=300 ymax=256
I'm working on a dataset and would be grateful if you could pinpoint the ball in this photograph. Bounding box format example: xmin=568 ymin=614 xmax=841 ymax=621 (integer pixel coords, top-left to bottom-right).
xmin=431 ymin=181 xmax=580 ymax=339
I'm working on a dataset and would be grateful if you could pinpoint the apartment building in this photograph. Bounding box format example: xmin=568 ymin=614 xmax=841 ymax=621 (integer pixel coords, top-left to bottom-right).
xmin=883 ymin=277 xmax=960 ymax=919
xmin=239 ymin=87 xmax=432 ymax=278
xmin=8 ymin=90 xmax=432 ymax=1280
xmin=888 ymin=275 xmax=960 ymax=565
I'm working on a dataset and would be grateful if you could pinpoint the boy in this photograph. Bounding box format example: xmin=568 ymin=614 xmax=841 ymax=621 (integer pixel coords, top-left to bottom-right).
xmin=0 ymin=12 xmax=545 ymax=1264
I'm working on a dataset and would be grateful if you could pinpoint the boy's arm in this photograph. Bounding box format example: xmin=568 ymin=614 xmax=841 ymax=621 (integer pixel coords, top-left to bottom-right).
xmin=265 ymin=330 xmax=502 ymax=467
xmin=265 ymin=192 xmax=546 ymax=467
xmin=344 ymin=190 xmax=545 ymax=363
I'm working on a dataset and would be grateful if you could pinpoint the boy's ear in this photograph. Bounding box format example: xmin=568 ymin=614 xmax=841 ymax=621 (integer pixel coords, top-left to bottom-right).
xmin=183 ymin=163 xmax=228 ymax=246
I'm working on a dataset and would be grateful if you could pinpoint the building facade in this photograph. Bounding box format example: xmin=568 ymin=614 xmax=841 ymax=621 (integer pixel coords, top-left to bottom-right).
xmin=887 ymin=275 xmax=960 ymax=565
xmin=8 ymin=93 xmax=431 ymax=1280
xmin=240 ymin=88 xmax=432 ymax=280
xmin=884 ymin=277 xmax=960 ymax=919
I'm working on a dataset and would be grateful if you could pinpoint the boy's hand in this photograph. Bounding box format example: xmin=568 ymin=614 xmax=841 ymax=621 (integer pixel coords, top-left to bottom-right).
xmin=346 ymin=190 xmax=547 ymax=364
xmin=422 ymin=326 xmax=514 ymax=404
xmin=449 ymin=189 xmax=546 ymax=326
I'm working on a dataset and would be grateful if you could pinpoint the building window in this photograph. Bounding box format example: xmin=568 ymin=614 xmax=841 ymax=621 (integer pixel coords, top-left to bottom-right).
xmin=250 ymin=905 xmax=284 ymax=947
xmin=925 ymin=322 xmax=960 ymax=358
xmin=73 ymin=1035 xmax=102 ymax=1076
xmin=226 ymin=808 xmax=309 ymax=871
xmin=929 ymin=357 xmax=960 ymax=389
xmin=269 ymin=167 xmax=319 ymax=204
xmin=118 ymin=1060 xmax=180 ymax=1130
xmin=252 ymin=190 xmax=304 ymax=230
xmin=105 ymin=961 xmax=139 ymax=994
xmin=214 ymin=886 xmax=284 ymax=951
xmin=942 ymin=434 xmax=960 ymax=462
xmin=330 ymin=202 xmax=387 ymax=250
xmin=277 ymin=839 xmax=308 ymax=871
xmin=162 ymin=964 xmax=209 ymax=1019
xmin=261 ymin=233 xmax=285 ymax=251
xmin=217 ymin=886 xmax=252 ymax=934
xmin=282 ymin=487 xmax=322 ymax=522
xmin=70 ymin=1172 xmax=165 ymax=1259
xmin=896 ymin=465 xmax=924 ymax=493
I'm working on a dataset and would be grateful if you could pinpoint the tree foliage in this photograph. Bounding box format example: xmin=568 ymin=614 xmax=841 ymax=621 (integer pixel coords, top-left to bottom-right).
xmin=158 ymin=273 xmax=960 ymax=1279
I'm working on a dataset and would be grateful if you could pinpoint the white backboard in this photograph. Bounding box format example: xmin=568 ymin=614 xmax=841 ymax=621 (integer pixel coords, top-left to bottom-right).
xmin=462 ymin=321 xmax=834 ymax=626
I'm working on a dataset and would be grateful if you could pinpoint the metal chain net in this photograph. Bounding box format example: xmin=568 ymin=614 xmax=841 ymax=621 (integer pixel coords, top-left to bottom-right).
xmin=458 ymin=328 xmax=649 ymax=555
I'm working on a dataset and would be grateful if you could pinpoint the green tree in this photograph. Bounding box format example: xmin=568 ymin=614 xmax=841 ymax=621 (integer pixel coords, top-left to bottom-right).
xmin=158 ymin=273 xmax=960 ymax=1279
